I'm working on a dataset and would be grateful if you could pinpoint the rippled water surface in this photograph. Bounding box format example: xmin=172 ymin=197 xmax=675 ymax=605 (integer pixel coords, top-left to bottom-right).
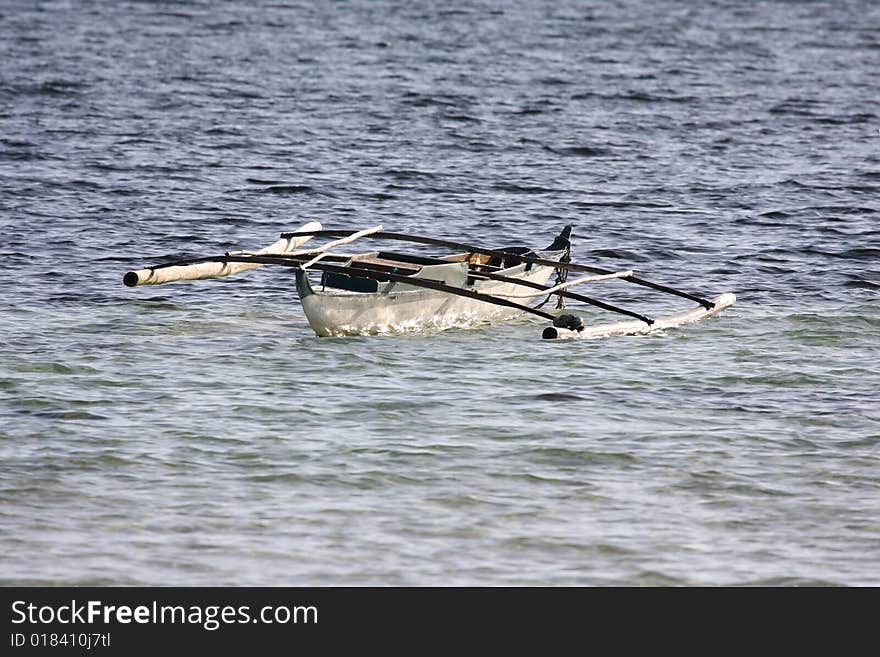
xmin=1 ymin=0 xmax=878 ymax=586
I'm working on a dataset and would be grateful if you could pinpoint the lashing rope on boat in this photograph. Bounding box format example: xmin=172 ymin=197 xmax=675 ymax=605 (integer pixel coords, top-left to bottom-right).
xmin=536 ymin=242 xmax=571 ymax=309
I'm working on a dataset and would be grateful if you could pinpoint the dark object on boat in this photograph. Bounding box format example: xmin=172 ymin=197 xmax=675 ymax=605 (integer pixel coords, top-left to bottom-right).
xmin=552 ymin=314 xmax=584 ymax=331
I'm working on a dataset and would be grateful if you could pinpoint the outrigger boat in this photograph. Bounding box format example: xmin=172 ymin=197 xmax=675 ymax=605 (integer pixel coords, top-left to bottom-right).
xmin=123 ymin=222 xmax=735 ymax=339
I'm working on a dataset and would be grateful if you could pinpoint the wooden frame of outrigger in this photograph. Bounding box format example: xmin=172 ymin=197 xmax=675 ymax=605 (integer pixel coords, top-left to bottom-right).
xmin=123 ymin=224 xmax=736 ymax=339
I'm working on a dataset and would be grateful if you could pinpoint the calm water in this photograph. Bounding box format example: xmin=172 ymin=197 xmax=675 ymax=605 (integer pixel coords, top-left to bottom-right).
xmin=1 ymin=0 xmax=878 ymax=586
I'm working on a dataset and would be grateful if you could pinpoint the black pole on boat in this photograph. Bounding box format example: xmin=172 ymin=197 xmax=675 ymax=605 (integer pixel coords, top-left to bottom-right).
xmin=471 ymin=271 xmax=655 ymax=325
xmin=281 ymin=229 xmax=717 ymax=309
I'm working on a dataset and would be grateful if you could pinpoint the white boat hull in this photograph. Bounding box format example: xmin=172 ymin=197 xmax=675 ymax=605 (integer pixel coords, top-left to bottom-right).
xmin=296 ymin=256 xmax=563 ymax=337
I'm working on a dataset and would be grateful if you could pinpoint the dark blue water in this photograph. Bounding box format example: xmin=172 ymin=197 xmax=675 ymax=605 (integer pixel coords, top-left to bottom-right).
xmin=1 ymin=0 xmax=878 ymax=585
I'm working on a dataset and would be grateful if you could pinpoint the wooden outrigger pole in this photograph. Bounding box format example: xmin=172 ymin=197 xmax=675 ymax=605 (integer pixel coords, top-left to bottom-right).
xmin=123 ymin=221 xmax=322 ymax=287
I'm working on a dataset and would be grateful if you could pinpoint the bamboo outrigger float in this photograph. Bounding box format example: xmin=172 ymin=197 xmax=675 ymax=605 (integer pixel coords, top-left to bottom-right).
xmin=123 ymin=222 xmax=735 ymax=339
